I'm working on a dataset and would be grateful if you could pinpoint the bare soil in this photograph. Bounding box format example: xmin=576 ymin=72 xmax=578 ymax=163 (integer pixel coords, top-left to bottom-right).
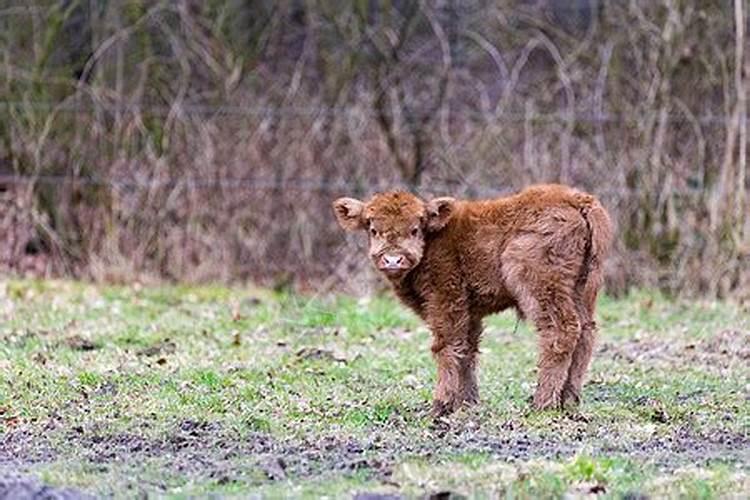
xmin=3 ymin=406 xmax=748 ymax=495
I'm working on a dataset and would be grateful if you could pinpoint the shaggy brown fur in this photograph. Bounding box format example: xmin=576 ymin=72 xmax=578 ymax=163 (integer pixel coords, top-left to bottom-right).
xmin=333 ymin=184 xmax=613 ymax=416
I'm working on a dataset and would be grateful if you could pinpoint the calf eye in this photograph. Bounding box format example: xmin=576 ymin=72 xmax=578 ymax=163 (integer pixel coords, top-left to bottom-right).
xmin=370 ymin=227 xmax=378 ymax=237
xmin=410 ymin=227 xmax=419 ymax=237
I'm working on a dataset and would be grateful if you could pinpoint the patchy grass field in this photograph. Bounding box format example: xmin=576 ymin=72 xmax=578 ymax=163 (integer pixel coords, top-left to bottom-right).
xmin=1 ymin=279 xmax=748 ymax=498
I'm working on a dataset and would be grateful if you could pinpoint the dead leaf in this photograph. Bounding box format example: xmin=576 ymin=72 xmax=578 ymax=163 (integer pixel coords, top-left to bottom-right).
xmin=64 ymin=335 xmax=98 ymax=351
xmin=138 ymin=340 xmax=176 ymax=357
xmin=295 ymin=347 xmax=352 ymax=363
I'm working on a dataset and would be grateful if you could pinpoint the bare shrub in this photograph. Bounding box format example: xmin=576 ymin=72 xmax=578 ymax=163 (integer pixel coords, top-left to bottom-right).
xmin=0 ymin=0 xmax=747 ymax=298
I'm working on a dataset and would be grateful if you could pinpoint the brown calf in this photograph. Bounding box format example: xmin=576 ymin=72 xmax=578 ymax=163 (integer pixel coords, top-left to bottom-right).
xmin=333 ymin=184 xmax=613 ymax=416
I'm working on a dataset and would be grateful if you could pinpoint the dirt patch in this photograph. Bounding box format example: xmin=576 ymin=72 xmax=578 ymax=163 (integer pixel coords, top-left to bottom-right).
xmin=3 ymin=418 xmax=557 ymax=480
xmin=0 ymin=474 xmax=92 ymax=500
xmin=700 ymin=329 xmax=750 ymax=359
xmin=599 ymin=425 xmax=750 ymax=467
xmin=598 ymin=328 xmax=750 ymax=372
xmin=3 ymin=414 xmax=748 ymax=494
xmin=0 ymin=428 xmax=57 ymax=466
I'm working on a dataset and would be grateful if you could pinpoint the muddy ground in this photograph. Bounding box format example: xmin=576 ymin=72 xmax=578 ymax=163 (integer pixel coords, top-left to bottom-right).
xmin=1 ymin=283 xmax=748 ymax=497
xmin=3 ymin=383 xmax=748 ymax=496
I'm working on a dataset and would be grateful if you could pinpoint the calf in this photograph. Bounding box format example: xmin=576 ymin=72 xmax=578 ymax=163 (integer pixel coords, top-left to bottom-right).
xmin=333 ymin=184 xmax=613 ymax=416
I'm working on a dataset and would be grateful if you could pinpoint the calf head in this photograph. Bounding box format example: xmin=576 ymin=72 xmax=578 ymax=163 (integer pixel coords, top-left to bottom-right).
xmin=333 ymin=191 xmax=455 ymax=279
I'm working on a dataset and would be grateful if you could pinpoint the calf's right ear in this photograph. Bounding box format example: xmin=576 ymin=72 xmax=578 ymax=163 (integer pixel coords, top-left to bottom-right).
xmin=332 ymin=197 xmax=366 ymax=231
xmin=425 ymin=197 xmax=456 ymax=232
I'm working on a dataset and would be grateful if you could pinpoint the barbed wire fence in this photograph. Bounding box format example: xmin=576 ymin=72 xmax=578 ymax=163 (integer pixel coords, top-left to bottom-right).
xmin=0 ymin=100 xmax=743 ymax=124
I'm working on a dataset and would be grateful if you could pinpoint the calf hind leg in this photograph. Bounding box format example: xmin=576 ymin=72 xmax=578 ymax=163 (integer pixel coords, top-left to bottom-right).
xmin=532 ymin=292 xmax=581 ymax=410
xmin=561 ymin=318 xmax=595 ymax=409
xmin=512 ymin=282 xmax=582 ymax=411
xmin=562 ymin=283 xmax=601 ymax=408
xmin=502 ymin=234 xmax=585 ymax=411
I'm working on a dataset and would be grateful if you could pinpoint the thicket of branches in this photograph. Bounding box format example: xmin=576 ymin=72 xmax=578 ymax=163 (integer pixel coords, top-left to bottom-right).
xmin=0 ymin=0 xmax=748 ymax=298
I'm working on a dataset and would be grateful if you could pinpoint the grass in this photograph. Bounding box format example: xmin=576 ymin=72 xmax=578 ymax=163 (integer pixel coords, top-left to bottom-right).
xmin=0 ymin=279 xmax=748 ymax=498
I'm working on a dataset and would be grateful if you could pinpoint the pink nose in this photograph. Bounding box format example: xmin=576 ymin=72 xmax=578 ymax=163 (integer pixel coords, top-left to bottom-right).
xmin=381 ymin=254 xmax=405 ymax=269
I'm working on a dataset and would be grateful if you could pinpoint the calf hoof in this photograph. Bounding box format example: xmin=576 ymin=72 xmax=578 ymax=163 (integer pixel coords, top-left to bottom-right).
xmin=463 ymin=389 xmax=480 ymax=406
xmin=431 ymin=398 xmax=458 ymax=418
xmin=532 ymin=390 xmax=562 ymax=411
xmin=561 ymin=388 xmax=581 ymax=411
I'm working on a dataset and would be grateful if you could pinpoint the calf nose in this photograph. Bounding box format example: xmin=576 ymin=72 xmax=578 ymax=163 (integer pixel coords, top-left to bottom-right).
xmin=381 ymin=254 xmax=404 ymax=269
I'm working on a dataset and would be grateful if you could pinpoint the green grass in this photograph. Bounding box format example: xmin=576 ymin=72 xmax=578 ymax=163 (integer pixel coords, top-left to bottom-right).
xmin=1 ymin=279 xmax=748 ymax=498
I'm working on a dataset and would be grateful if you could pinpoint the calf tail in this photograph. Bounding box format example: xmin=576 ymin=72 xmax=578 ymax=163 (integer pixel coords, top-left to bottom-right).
xmin=575 ymin=195 xmax=613 ymax=296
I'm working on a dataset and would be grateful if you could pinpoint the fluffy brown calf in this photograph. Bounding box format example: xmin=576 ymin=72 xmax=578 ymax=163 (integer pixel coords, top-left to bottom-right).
xmin=333 ymin=184 xmax=613 ymax=416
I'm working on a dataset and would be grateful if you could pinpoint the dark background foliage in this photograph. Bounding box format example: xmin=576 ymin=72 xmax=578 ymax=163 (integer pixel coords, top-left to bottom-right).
xmin=0 ymin=0 xmax=748 ymax=298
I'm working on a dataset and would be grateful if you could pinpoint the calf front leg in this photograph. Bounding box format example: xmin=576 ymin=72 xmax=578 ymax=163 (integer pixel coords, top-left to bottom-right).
xmin=431 ymin=340 xmax=465 ymax=416
xmin=459 ymin=317 xmax=482 ymax=405
xmin=427 ymin=298 xmax=472 ymax=417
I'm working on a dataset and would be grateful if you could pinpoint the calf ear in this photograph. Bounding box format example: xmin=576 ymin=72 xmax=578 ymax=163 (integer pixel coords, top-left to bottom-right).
xmin=425 ymin=197 xmax=456 ymax=232
xmin=332 ymin=197 xmax=366 ymax=231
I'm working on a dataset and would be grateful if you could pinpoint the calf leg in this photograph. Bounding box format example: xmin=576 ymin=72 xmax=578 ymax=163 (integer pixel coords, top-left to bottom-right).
xmin=563 ymin=281 xmax=601 ymax=408
xmin=513 ymin=280 xmax=581 ymax=410
xmin=428 ymin=298 xmax=473 ymax=417
xmin=501 ymin=232 xmax=585 ymax=411
xmin=533 ymin=294 xmax=581 ymax=410
xmin=431 ymin=340 xmax=465 ymax=416
xmin=561 ymin=318 xmax=595 ymax=408
xmin=459 ymin=318 xmax=482 ymax=405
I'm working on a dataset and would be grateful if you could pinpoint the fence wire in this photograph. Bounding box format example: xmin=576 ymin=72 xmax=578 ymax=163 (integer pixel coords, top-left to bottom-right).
xmin=0 ymin=100 xmax=742 ymax=125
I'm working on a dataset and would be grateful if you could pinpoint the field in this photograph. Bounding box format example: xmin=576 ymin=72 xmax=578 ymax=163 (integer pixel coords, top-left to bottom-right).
xmin=1 ymin=279 xmax=748 ymax=498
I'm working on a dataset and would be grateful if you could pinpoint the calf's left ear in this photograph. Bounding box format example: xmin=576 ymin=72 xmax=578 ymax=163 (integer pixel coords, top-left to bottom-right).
xmin=425 ymin=197 xmax=456 ymax=232
xmin=332 ymin=197 xmax=366 ymax=231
